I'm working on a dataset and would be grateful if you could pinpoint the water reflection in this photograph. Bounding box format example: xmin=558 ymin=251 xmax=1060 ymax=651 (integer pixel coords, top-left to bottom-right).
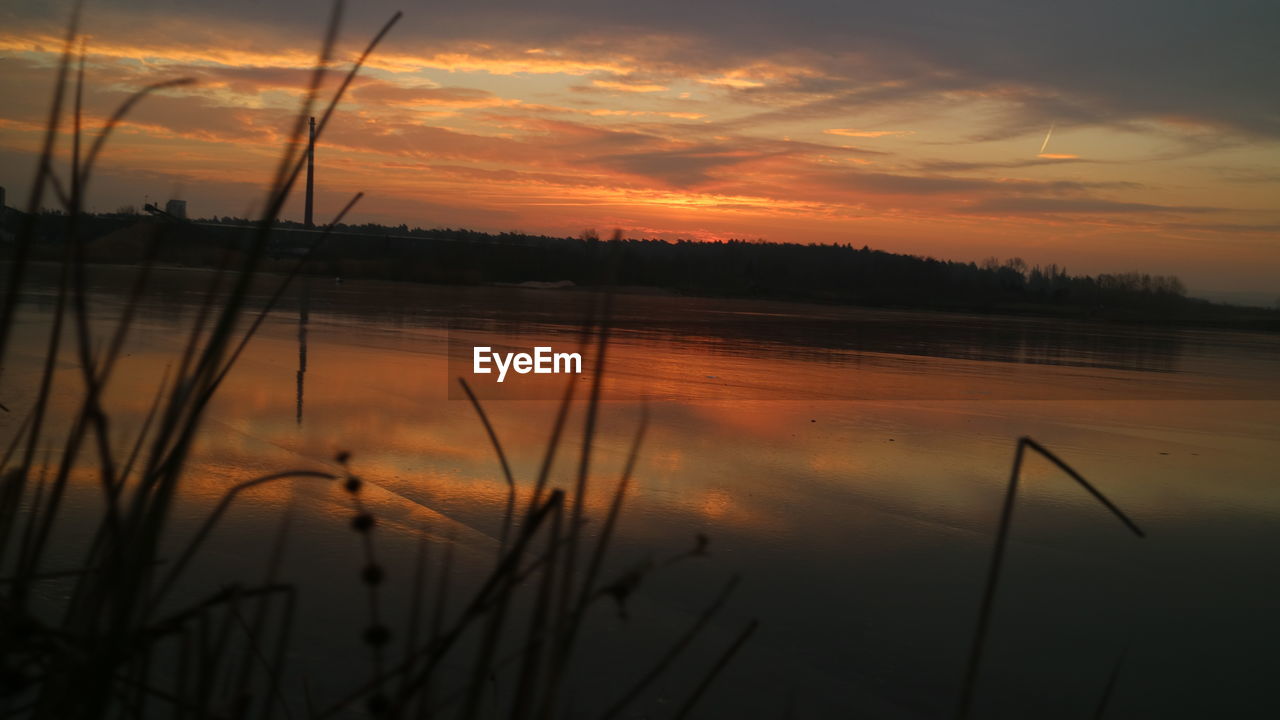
xmin=44 ymin=264 xmax=1280 ymax=399
xmin=296 ymin=278 xmax=309 ymax=425
xmin=5 ymin=264 xmax=1280 ymax=718
xmin=443 ymin=301 xmax=1191 ymax=374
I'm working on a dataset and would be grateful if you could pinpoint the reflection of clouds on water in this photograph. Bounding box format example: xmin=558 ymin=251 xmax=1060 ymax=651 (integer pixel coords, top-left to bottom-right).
xmin=49 ymin=263 xmax=1280 ymax=400
xmin=7 ymin=265 xmax=1280 ymax=719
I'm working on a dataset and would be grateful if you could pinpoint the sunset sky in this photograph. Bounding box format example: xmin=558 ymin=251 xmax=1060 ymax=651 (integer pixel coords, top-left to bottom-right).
xmin=1 ymin=0 xmax=1277 ymax=298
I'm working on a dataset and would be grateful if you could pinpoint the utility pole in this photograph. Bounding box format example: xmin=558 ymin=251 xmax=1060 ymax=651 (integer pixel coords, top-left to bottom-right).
xmin=305 ymin=116 xmax=315 ymax=228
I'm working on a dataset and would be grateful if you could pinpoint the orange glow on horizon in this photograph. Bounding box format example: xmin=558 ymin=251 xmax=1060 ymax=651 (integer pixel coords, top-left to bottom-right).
xmin=0 ymin=15 xmax=1277 ymax=293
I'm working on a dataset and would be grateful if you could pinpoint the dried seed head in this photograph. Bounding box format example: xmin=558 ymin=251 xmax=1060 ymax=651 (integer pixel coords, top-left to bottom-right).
xmin=344 ymin=476 xmax=362 ymax=494
xmin=363 ymin=624 xmax=391 ymax=647
xmin=362 ymin=563 xmax=385 ymax=586
xmin=351 ymin=513 xmax=375 ymax=533
xmin=335 ymin=450 xmax=351 ymax=464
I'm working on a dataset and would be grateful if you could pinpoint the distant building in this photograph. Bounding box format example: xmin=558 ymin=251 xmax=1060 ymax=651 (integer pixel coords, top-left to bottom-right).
xmin=165 ymin=198 xmax=187 ymax=219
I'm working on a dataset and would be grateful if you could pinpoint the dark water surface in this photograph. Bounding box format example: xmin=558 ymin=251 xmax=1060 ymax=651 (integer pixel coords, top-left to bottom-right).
xmin=4 ymin=264 xmax=1279 ymax=718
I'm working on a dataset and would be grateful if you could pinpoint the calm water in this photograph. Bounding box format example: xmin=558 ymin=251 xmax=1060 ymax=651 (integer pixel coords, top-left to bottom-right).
xmin=4 ymin=264 xmax=1280 ymax=718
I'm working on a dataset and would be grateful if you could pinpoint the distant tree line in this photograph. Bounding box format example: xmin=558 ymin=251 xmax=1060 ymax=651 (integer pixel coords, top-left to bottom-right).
xmin=196 ymin=217 xmax=1274 ymax=328
xmin=5 ymin=210 xmax=1278 ymax=330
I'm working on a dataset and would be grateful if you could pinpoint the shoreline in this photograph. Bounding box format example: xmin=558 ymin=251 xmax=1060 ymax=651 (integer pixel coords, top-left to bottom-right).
xmin=8 ymin=258 xmax=1276 ymax=336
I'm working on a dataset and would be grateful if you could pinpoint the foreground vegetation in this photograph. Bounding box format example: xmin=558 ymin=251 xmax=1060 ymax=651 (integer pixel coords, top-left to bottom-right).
xmin=0 ymin=2 xmax=1176 ymax=718
xmin=0 ymin=5 xmax=755 ymax=718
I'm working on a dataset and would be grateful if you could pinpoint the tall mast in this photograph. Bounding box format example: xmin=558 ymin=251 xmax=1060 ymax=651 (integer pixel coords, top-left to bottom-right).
xmin=305 ymin=116 xmax=315 ymax=228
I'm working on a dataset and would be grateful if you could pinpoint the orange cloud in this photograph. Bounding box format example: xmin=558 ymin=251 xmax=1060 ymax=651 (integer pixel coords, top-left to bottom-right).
xmin=824 ymin=129 xmax=914 ymax=138
xmin=699 ymin=75 xmax=764 ymax=89
xmin=353 ymin=82 xmax=504 ymax=109
xmin=0 ymin=31 xmax=640 ymax=78
xmin=2 ymin=15 xmax=1277 ymax=294
xmin=591 ymin=79 xmax=668 ymax=93
xmin=371 ymin=49 xmax=636 ymax=76
xmin=0 ymin=31 xmax=324 ymax=71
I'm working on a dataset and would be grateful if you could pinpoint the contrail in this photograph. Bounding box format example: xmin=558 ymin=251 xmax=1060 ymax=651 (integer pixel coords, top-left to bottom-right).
xmin=1038 ymin=122 xmax=1055 ymax=154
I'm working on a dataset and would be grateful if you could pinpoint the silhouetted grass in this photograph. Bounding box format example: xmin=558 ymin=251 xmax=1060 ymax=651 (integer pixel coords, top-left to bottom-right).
xmin=0 ymin=3 xmax=753 ymax=718
xmin=1 ymin=3 xmax=1160 ymax=718
xmin=955 ymin=437 xmax=1146 ymax=720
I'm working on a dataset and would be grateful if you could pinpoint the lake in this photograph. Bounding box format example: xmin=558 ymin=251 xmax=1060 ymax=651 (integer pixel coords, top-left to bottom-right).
xmin=3 ymin=263 xmax=1279 ymax=718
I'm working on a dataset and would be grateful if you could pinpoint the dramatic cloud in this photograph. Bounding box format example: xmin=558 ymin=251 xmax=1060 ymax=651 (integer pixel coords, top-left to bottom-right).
xmin=825 ymin=129 xmax=913 ymax=139
xmin=0 ymin=0 xmax=1277 ymax=294
xmin=960 ymin=198 xmax=1219 ymax=216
